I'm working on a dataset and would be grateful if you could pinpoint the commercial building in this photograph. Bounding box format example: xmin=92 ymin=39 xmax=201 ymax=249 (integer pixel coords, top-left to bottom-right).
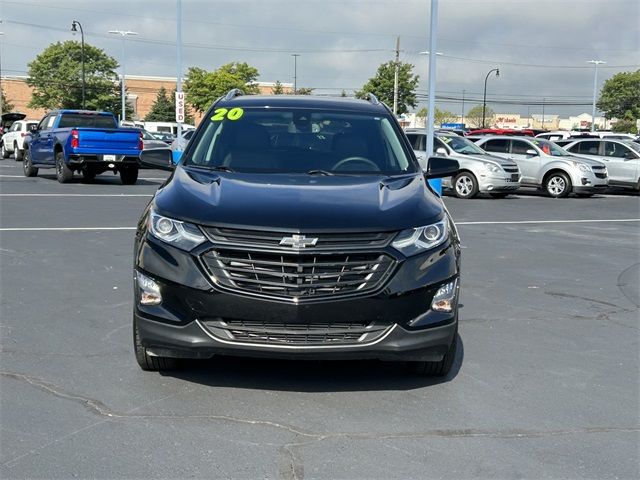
xmin=1 ymin=75 xmax=293 ymax=124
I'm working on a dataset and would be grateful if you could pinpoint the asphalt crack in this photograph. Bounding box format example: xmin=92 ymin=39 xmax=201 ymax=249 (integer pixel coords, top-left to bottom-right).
xmin=3 ymin=371 xmax=638 ymax=444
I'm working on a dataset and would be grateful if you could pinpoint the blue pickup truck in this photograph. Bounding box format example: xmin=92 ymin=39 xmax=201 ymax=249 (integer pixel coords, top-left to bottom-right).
xmin=23 ymin=110 xmax=142 ymax=184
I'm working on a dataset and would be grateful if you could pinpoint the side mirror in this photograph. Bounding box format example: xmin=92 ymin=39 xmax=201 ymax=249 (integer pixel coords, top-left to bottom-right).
xmin=626 ymin=151 xmax=637 ymax=160
xmin=29 ymin=124 xmax=38 ymax=132
xmin=425 ymin=157 xmax=459 ymax=179
xmin=525 ymin=149 xmax=538 ymax=156
xmin=435 ymin=147 xmax=448 ymax=156
xmin=139 ymin=148 xmax=174 ymax=171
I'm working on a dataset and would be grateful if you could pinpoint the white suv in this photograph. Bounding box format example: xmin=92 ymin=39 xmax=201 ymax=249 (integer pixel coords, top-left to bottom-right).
xmin=474 ymin=136 xmax=608 ymax=198
xmin=2 ymin=119 xmax=39 ymax=160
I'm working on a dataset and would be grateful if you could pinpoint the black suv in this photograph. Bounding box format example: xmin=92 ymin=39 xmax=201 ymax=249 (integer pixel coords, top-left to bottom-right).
xmin=135 ymin=91 xmax=461 ymax=376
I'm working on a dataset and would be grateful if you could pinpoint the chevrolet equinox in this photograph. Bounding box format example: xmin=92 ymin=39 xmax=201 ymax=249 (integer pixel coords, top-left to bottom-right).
xmin=135 ymin=91 xmax=462 ymax=376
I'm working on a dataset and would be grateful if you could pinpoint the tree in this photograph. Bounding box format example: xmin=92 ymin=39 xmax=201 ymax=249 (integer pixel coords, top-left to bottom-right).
xmin=434 ymin=108 xmax=457 ymax=126
xmin=184 ymin=62 xmax=260 ymax=113
xmin=1 ymin=89 xmax=15 ymax=113
xmin=612 ymin=119 xmax=637 ymax=133
xmin=340 ymin=89 xmax=347 ymax=97
xmin=27 ymin=41 xmax=122 ymax=112
xmin=597 ymin=70 xmax=640 ymax=130
xmin=466 ymin=104 xmax=495 ymax=128
xmin=145 ymin=86 xmax=174 ymax=121
xmin=295 ymin=87 xmax=313 ymax=95
xmin=271 ymin=80 xmax=284 ymax=95
xmin=355 ymin=61 xmax=419 ymax=115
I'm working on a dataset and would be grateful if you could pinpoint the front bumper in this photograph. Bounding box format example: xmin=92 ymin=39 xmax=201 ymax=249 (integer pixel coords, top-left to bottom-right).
xmin=477 ymin=173 xmax=521 ymax=192
xmin=134 ymin=233 xmax=461 ymax=362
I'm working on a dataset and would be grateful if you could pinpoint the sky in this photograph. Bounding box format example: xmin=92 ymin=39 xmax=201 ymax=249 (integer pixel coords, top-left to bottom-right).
xmin=1 ymin=0 xmax=639 ymax=118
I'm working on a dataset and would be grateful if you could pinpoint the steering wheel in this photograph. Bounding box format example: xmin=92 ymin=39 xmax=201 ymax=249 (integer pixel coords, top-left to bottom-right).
xmin=332 ymin=156 xmax=381 ymax=171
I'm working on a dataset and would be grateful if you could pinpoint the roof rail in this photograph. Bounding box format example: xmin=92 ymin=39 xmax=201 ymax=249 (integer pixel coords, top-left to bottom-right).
xmin=224 ymin=88 xmax=244 ymax=101
xmin=364 ymin=92 xmax=380 ymax=105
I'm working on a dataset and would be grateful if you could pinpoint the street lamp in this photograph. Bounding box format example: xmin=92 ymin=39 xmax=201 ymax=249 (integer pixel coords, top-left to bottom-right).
xmin=587 ymin=60 xmax=605 ymax=132
xmin=291 ymin=54 xmax=300 ymax=94
xmin=71 ymin=20 xmax=85 ymax=110
xmin=482 ymin=68 xmax=499 ymax=128
xmin=0 ymin=29 xmax=4 ymax=118
xmin=108 ymin=29 xmax=138 ymax=123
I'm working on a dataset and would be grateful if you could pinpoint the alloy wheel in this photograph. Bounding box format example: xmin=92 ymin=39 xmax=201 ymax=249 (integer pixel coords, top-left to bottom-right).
xmin=455 ymin=175 xmax=474 ymax=196
xmin=547 ymin=176 xmax=566 ymax=196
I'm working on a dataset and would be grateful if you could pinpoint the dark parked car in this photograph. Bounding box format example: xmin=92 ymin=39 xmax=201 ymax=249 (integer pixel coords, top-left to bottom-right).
xmin=134 ymin=91 xmax=462 ymax=376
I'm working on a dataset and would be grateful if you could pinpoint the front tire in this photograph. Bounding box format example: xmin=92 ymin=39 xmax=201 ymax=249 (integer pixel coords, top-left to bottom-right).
xmin=23 ymin=149 xmax=38 ymax=177
xmin=55 ymin=152 xmax=74 ymax=183
xmin=408 ymin=333 xmax=458 ymax=377
xmin=1 ymin=143 xmax=9 ymax=159
xmin=120 ymin=166 xmax=139 ymax=185
xmin=133 ymin=317 xmax=177 ymax=371
xmin=544 ymin=171 xmax=571 ymax=198
xmin=453 ymin=172 xmax=479 ymax=199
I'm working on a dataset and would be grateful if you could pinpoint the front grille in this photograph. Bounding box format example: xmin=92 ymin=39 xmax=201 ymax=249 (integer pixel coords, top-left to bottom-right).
xmin=594 ymin=172 xmax=607 ymax=179
xmin=510 ymin=173 xmax=519 ymax=181
xmin=203 ymin=227 xmax=395 ymax=251
xmin=591 ymin=166 xmax=607 ymax=179
xmin=201 ymin=318 xmax=391 ymax=346
xmin=503 ymin=166 xmax=519 ymax=173
xmin=201 ymin=249 xmax=395 ymax=301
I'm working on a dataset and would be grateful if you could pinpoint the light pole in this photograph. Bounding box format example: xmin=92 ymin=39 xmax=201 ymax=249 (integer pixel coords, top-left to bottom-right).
xmin=291 ymin=54 xmax=299 ymax=94
xmin=482 ymin=68 xmax=499 ymax=128
xmin=108 ymin=29 xmax=138 ymax=123
xmin=587 ymin=60 xmax=605 ymax=132
xmin=0 ymin=29 xmax=4 ymax=118
xmin=461 ymin=89 xmax=465 ymax=126
xmin=71 ymin=20 xmax=85 ymax=110
xmin=419 ymin=48 xmax=442 ymax=155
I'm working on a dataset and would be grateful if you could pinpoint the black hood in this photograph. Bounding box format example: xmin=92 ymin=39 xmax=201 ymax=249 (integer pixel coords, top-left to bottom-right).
xmin=153 ymin=167 xmax=444 ymax=232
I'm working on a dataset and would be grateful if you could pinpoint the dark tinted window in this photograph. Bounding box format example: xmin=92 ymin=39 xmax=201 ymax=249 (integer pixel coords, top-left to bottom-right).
xmin=603 ymin=141 xmax=630 ymax=158
xmin=570 ymin=141 xmax=600 ymax=155
xmin=482 ymin=139 xmax=509 ymax=153
xmin=187 ymin=107 xmax=414 ymax=174
xmin=406 ymin=133 xmax=424 ymax=151
xmin=510 ymin=140 xmax=530 ymax=155
xmin=58 ymin=114 xmax=117 ymax=129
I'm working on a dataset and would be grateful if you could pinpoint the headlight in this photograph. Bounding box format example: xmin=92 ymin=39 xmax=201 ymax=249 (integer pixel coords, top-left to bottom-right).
xmin=148 ymin=210 xmax=205 ymax=251
xmin=392 ymin=220 xmax=448 ymax=256
xmin=483 ymin=162 xmax=501 ymax=173
xmin=572 ymin=161 xmax=591 ymax=173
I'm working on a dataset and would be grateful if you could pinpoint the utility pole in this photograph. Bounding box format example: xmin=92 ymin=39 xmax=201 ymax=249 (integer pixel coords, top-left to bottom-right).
xmin=108 ymin=29 xmax=138 ymax=123
xmin=425 ymin=1 xmax=438 ymax=159
xmin=291 ymin=54 xmax=299 ymax=94
xmin=461 ymin=89 xmax=465 ymax=125
xmin=0 ymin=28 xmax=4 ymax=118
xmin=392 ymin=36 xmax=400 ymax=115
xmin=541 ymin=97 xmax=545 ymax=130
xmin=176 ymin=0 xmax=182 ymax=149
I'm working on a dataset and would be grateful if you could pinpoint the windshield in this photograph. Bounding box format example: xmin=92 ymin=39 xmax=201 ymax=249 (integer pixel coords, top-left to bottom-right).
xmin=437 ymin=134 xmax=487 ymax=155
xmin=185 ymin=107 xmax=415 ymax=174
xmin=627 ymin=141 xmax=640 ymax=153
xmin=530 ymin=138 xmax=570 ymax=156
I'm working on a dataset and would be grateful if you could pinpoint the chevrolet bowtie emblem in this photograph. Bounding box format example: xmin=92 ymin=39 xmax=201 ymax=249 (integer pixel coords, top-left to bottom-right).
xmin=279 ymin=234 xmax=318 ymax=249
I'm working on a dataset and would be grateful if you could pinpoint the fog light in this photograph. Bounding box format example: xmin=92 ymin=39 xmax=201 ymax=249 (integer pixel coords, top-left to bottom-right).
xmin=431 ymin=279 xmax=458 ymax=312
xmin=137 ymin=271 xmax=162 ymax=305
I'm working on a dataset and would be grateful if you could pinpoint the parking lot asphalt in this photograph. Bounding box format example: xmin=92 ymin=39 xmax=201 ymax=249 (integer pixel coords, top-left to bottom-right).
xmin=1 ymin=159 xmax=639 ymax=479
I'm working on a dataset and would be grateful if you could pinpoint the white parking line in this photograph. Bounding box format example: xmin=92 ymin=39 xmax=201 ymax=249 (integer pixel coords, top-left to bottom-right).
xmin=457 ymin=219 xmax=640 ymax=225
xmin=1 ymin=219 xmax=638 ymax=232
xmin=0 ymin=194 xmax=152 ymax=197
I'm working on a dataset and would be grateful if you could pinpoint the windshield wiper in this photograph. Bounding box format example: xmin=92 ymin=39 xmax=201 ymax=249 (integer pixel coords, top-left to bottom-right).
xmin=210 ymin=165 xmax=235 ymax=173
xmin=306 ymin=169 xmax=335 ymax=176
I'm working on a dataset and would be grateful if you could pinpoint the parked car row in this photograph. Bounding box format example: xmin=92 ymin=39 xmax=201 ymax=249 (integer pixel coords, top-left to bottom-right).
xmin=407 ymin=129 xmax=639 ymax=198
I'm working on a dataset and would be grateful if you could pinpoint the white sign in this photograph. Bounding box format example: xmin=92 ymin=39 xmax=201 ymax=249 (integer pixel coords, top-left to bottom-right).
xmin=175 ymin=91 xmax=185 ymax=123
